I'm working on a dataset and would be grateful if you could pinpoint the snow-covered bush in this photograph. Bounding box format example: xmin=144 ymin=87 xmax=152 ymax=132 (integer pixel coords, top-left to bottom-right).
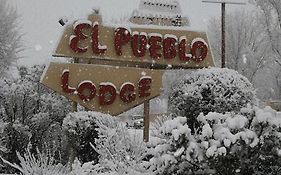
xmin=0 ymin=149 xmax=68 ymax=175
xmin=147 ymin=116 xmax=210 ymax=175
xmin=0 ymin=122 xmax=31 ymax=173
xmin=93 ymin=114 xmax=150 ymax=174
xmin=30 ymin=112 xmax=67 ymax=163
xmin=63 ymin=112 xmax=100 ymax=164
xmin=0 ymin=148 xmax=104 ymax=175
xmin=169 ymin=67 xmax=256 ymax=132
xmin=63 ymin=111 xmax=153 ymax=174
xmin=151 ymin=115 xmax=172 ymax=131
xmin=0 ymin=119 xmax=8 ymax=153
xmin=0 ymin=65 xmax=72 ymax=172
xmin=148 ymin=105 xmax=281 ymax=174
xmin=63 ymin=112 xmax=153 ymax=175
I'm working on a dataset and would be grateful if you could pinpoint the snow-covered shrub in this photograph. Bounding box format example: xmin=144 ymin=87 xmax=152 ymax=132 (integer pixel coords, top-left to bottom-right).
xmin=0 ymin=65 xmax=72 ymax=172
xmin=0 ymin=119 xmax=8 ymax=153
xmin=198 ymin=105 xmax=281 ymax=174
xmin=0 ymin=149 xmax=68 ymax=175
xmin=147 ymin=116 xmax=210 ymax=175
xmin=169 ymin=67 xmax=256 ymax=132
xmin=151 ymin=115 xmax=172 ymax=131
xmin=63 ymin=112 xmax=100 ymax=164
xmin=68 ymin=158 xmax=97 ymax=175
xmin=30 ymin=112 xmax=67 ymax=163
xmin=93 ymin=114 xmax=151 ymax=175
xmin=64 ymin=111 xmax=154 ymax=174
xmin=0 ymin=149 xmax=105 ymax=175
xmin=1 ymin=122 xmax=31 ymax=173
xmin=148 ymin=105 xmax=281 ymax=175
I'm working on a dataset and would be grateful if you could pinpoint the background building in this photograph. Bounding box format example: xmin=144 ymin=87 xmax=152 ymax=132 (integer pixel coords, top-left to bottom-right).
xmin=129 ymin=0 xmax=190 ymax=27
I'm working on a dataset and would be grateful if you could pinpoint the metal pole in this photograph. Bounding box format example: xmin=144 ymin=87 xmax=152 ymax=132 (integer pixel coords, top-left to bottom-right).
xmin=143 ymin=100 xmax=150 ymax=142
xmin=221 ymin=3 xmax=226 ymax=68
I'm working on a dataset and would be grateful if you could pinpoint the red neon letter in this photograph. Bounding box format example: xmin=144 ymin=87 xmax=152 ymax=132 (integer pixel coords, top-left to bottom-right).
xmin=77 ymin=81 xmax=96 ymax=101
xmin=139 ymin=77 xmax=152 ymax=98
xmin=61 ymin=70 xmax=76 ymax=94
xmin=149 ymin=35 xmax=162 ymax=59
xmin=191 ymin=40 xmax=208 ymax=62
xmin=131 ymin=33 xmax=147 ymax=58
xmin=92 ymin=23 xmax=107 ymax=54
xmin=163 ymin=36 xmax=177 ymax=59
xmin=120 ymin=83 xmax=136 ymax=103
xmin=179 ymin=38 xmax=192 ymax=61
xmin=70 ymin=23 xmax=92 ymax=53
xmin=99 ymin=84 xmax=117 ymax=105
xmin=114 ymin=27 xmax=131 ymax=56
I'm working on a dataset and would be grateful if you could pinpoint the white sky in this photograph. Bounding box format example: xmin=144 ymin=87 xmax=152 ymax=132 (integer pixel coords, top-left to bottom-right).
xmin=8 ymin=0 xmax=250 ymax=66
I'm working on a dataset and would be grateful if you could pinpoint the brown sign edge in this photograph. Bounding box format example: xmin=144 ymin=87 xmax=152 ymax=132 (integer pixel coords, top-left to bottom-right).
xmin=40 ymin=62 xmax=164 ymax=116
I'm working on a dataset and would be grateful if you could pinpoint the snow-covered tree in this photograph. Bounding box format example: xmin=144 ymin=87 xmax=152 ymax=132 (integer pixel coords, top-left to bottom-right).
xmin=0 ymin=65 xmax=72 ymax=173
xmin=246 ymin=0 xmax=281 ymax=101
xmin=251 ymin=0 xmax=281 ymax=61
xmin=0 ymin=0 xmax=21 ymax=76
xmin=0 ymin=65 xmax=70 ymax=125
xmin=168 ymin=67 xmax=256 ymax=133
xmin=208 ymin=10 xmax=268 ymax=82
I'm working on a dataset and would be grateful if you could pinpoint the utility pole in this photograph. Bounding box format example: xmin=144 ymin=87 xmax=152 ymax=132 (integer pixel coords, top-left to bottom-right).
xmin=202 ymin=0 xmax=246 ymax=68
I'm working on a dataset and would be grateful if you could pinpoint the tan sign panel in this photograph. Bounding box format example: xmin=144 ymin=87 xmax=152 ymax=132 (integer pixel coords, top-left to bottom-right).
xmin=54 ymin=14 xmax=214 ymax=69
xmin=41 ymin=62 xmax=164 ymax=116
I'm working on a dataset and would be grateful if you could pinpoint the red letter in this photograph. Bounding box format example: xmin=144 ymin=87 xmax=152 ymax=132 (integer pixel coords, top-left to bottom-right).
xmin=131 ymin=32 xmax=147 ymax=58
xmin=114 ymin=27 xmax=131 ymax=56
xmin=120 ymin=83 xmax=136 ymax=103
xmin=179 ymin=38 xmax=192 ymax=61
xmin=92 ymin=23 xmax=107 ymax=54
xmin=70 ymin=23 xmax=92 ymax=53
xmin=77 ymin=81 xmax=96 ymax=101
xmin=61 ymin=70 xmax=76 ymax=94
xmin=191 ymin=40 xmax=208 ymax=62
xmin=139 ymin=77 xmax=152 ymax=98
xmin=99 ymin=83 xmax=117 ymax=105
xmin=163 ymin=36 xmax=177 ymax=59
xmin=149 ymin=35 xmax=162 ymax=59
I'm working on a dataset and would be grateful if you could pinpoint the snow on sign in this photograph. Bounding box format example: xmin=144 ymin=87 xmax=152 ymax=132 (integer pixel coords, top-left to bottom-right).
xmin=41 ymin=62 xmax=164 ymax=115
xmin=42 ymin=12 xmax=213 ymax=116
xmin=54 ymin=14 xmax=214 ymax=69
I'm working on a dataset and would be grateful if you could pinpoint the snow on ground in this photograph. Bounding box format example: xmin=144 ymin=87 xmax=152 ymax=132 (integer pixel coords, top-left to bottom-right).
xmin=128 ymin=128 xmax=159 ymax=144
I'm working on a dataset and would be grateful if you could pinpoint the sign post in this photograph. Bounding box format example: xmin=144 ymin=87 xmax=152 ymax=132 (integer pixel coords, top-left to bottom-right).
xmin=72 ymin=58 xmax=79 ymax=112
xmin=143 ymin=100 xmax=150 ymax=142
